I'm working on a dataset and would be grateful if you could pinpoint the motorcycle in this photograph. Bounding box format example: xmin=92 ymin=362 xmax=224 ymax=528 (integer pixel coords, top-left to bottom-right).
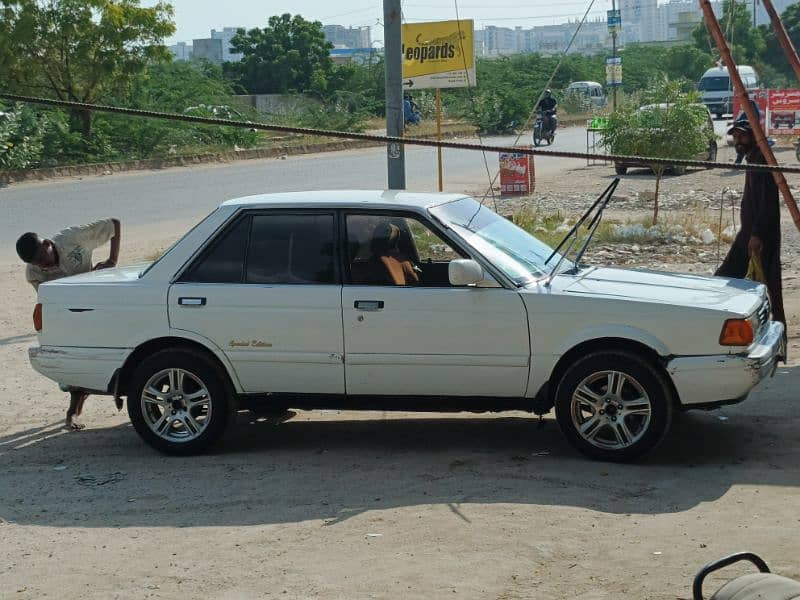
xmin=533 ymin=110 xmax=557 ymax=146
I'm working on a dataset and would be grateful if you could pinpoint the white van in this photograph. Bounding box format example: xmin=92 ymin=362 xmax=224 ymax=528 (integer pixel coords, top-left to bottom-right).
xmin=698 ymin=65 xmax=760 ymax=118
xmin=565 ymin=81 xmax=607 ymax=108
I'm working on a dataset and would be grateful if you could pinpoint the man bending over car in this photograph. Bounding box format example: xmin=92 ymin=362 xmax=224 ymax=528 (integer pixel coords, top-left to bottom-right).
xmin=16 ymin=218 xmax=121 ymax=430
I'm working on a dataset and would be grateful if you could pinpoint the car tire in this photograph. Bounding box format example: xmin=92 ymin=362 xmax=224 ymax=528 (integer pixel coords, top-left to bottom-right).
xmin=614 ymin=164 xmax=628 ymax=175
xmin=707 ymin=142 xmax=718 ymax=164
xmin=673 ymin=165 xmax=687 ymax=175
xmin=127 ymin=348 xmax=233 ymax=455
xmin=554 ymin=351 xmax=673 ymax=462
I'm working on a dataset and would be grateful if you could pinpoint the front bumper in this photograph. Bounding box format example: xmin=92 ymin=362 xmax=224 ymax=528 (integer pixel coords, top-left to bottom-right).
xmin=667 ymin=321 xmax=785 ymax=408
xmin=29 ymin=345 xmax=128 ymax=394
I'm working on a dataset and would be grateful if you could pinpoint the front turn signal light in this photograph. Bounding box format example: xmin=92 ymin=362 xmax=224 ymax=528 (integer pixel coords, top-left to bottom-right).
xmin=33 ymin=303 xmax=42 ymax=332
xmin=719 ymin=318 xmax=754 ymax=346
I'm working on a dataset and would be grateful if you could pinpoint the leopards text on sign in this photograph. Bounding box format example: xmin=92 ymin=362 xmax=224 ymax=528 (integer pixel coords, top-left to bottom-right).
xmin=401 ymin=20 xmax=475 ymax=89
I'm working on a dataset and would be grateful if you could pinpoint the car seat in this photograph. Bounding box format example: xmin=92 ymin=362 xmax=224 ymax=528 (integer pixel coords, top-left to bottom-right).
xmin=370 ymin=222 xmax=420 ymax=286
xmin=693 ymin=553 xmax=800 ymax=600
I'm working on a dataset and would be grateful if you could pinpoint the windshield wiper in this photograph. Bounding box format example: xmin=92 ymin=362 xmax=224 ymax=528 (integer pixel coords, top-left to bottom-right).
xmin=544 ymin=178 xmax=620 ymax=286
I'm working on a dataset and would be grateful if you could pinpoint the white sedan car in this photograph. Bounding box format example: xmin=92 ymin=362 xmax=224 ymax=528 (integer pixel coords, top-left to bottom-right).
xmin=29 ymin=191 xmax=784 ymax=461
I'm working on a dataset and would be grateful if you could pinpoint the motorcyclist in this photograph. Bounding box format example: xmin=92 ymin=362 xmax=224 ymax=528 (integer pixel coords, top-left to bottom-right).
xmin=536 ymin=89 xmax=558 ymax=135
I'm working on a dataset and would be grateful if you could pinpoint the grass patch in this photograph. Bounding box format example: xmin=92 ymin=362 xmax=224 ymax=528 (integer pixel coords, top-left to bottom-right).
xmin=509 ymin=206 xmax=736 ymax=248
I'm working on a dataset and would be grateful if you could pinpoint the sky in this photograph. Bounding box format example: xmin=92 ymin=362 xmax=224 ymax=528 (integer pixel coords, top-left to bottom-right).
xmin=141 ymin=0 xmax=613 ymax=45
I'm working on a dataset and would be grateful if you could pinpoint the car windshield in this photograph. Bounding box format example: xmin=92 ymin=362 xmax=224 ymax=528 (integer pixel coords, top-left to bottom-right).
xmin=430 ymin=197 xmax=571 ymax=286
xmin=699 ymin=76 xmax=730 ymax=91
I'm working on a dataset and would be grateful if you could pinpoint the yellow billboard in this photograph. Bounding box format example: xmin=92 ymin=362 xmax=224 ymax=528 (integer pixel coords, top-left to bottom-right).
xmin=401 ymin=20 xmax=475 ymax=89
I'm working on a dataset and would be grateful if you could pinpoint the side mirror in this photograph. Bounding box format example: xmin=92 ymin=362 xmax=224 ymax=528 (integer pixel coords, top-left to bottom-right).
xmin=449 ymin=259 xmax=485 ymax=286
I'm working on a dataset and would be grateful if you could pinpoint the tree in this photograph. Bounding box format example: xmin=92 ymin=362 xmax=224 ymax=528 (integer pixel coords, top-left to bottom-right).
xmin=0 ymin=0 xmax=175 ymax=137
xmin=693 ymin=0 xmax=764 ymax=65
xmin=228 ymin=14 xmax=334 ymax=95
xmin=602 ymin=83 xmax=714 ymax=224
xmin=761 ymin=2 xmax=800 ymax=82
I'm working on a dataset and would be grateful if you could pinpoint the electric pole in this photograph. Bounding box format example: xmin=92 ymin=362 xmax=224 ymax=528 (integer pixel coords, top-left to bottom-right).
xmin=612 ymin=0 xmax=618 ymax=111
xmin=383 ymin=0 xmax=405 ymax=190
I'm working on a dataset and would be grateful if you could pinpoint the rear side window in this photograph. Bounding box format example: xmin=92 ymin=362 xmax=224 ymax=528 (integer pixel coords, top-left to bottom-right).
xmin=181 ymin=216 xmax=250 ymax=283
xmin=246 ymin=214 xmax=336 ymax=284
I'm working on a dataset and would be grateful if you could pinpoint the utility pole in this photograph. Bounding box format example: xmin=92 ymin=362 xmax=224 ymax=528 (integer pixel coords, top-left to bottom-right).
xmin=611 ymin=0 xmax=618 ymax=111
xmin=383 ymin=0 xmax=405 ymax=190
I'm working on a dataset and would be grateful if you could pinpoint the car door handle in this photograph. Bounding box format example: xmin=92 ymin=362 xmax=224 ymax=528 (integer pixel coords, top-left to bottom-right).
xmin=354 ymin=300 xmax=384 ymax=311
xmin=178 ymin=297 xmax=206 ymax=306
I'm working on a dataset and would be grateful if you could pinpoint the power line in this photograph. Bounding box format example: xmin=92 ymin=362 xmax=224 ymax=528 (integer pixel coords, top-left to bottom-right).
xmin=5 ymin=94 xmax=800 ymax=175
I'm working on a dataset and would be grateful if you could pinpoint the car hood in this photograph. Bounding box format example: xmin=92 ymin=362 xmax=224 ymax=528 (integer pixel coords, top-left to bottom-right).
xmin=554 ymin=267 xmax=763 ymax=316
xmin=42 ymin=264 xmax=148 ymax=285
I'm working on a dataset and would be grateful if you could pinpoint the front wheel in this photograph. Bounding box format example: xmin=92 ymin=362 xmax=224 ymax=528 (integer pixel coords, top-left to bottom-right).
xmin=128 ymin=348 xmax=232 ymax=455
xmin=555 ymin=351 xmax=673 ymax=462
xmin=614 ymin=164 xmax=628 ymax=175
xmin=533 ymin=128 xmax=543 ymax=146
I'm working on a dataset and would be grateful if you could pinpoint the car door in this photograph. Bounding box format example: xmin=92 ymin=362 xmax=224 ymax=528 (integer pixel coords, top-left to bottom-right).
xmin=341 ymin=211 xmax=530 ymax=398
xmin=169 ymin=210 xmax=344 ymax=394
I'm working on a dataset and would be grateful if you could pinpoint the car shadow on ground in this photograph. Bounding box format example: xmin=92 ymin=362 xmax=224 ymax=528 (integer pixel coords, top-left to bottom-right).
xmin=0 ymin=364 xmax=797 ymax=529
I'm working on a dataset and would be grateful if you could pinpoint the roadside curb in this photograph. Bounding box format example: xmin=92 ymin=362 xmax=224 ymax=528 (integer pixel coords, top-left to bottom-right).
xmin=0 ymin=126 xmax=477 ymax=185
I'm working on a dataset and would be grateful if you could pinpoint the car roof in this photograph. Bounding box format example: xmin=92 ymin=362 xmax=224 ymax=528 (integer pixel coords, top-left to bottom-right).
xmin=639 ymin=102 xmax=709 ymax=111
xmin=568 ymin=81 xmax=602 ymax=87
xmin=220 ymin=190 xmax=471 ymax=210
xmin=701 ymin=65 xmax=755 ymax=77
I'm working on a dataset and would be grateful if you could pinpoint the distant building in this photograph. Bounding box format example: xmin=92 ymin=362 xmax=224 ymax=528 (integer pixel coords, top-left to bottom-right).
xmin=192 ymin=38 xmax=223 ymax=65
xmin=323 ymin=25 xmax=371 ymax=49
xmin=484 ymin=25 xmax=517 ymax=55
xmin=169 ymin=41 xmax=192 ymax=61
xmin=330 ymin=47 xmax=379 ymax=66
xmin=211 ymin=27 xmax=244 ymax=63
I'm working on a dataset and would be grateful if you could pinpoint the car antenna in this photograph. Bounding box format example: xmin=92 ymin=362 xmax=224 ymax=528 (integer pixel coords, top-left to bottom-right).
xmin=545 ymin=178 xmax=619 ymax=266
xmin=570 ymin=178 xmax=620 ymax=271
xmin=543 ymin=178 xmax=620 ymax=287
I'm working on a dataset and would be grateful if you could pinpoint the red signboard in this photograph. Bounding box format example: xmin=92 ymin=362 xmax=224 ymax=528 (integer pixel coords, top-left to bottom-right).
xmin=499 ymin=151 xmax=535 ymax=195
xmin=732 ymin=89 xmax=768 ymax=132
xmin=768 ymin=89 xmax=800 ymax=135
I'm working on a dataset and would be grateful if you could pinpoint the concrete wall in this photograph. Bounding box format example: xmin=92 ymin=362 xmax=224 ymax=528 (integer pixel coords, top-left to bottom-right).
xmin=233 ymin=94 xmax=323 ymax=116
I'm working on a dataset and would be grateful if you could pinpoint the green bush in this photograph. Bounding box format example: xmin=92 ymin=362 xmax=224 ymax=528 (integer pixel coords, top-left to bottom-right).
xmin=0 ymin=103 xmax=47 ymax=169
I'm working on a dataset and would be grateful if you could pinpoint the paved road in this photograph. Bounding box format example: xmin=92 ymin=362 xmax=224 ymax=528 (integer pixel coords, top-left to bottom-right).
xmin=0 ymin=120 xmax=732 ymax=259
xmin=0 ymin=128 xmax=592 ymax=258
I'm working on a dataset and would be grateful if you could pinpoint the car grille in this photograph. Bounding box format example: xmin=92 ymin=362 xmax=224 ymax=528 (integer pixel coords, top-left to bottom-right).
xmin=756 ymin=297 xmax=770 ymax=336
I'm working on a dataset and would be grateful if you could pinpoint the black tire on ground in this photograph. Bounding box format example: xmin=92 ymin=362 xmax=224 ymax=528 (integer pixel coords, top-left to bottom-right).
xmin=614 ymin=164 xmax=628 ymax=175
xmin=716 ymin=113 xmax=723 ymax=120
xmin=533 ymin=129 xmax=543 ymax=146
xmin=554 ymin=350 xmax=673 ymax=462
xmin=707 ymin=142 xmax=718 ymax=164
xmin=672 ymin=165 xmax=687 ymax=175
xmin=127 ymin=348 xmax=233 ymax=455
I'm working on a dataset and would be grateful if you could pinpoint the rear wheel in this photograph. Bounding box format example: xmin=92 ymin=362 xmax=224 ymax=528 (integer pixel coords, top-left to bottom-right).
xmin=707 ymin=142 xmax=718 ymax=164
xmin=128 ymin=348 xmax=232 ymax=455
xmin=614 ymin=164 xmax=628 ymax=175
xmin=555 ymin=351 xmax=673 ymax=462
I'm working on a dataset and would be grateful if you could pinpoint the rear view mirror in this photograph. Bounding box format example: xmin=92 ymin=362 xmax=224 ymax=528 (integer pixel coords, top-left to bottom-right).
xmin=449 ymin=259 xmax=485 ymax=286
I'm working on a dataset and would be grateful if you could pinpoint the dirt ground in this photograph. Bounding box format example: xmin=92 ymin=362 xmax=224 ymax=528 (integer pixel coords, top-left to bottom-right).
xmin=1 ymin=147 xmax=800 ymax=599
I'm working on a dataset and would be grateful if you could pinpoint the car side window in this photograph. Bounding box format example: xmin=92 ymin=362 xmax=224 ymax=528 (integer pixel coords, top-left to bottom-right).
xmin=246 ymin=214 xmax=336 ymax=285
xmin=181 ymin=216 xmax=250 ymax=283
xmin=346 ymin=213 xmax=463 ymax=287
